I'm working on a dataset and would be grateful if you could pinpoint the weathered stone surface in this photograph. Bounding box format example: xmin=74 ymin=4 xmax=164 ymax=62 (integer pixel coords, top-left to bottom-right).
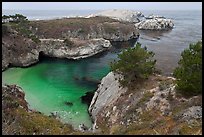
xmin=88 ymin=72 xmax=127 ymax=122
xmin=2 ymin=37 xmax=112 ymax=70
xmin=182 ymin=106 xmax=202 ymax=120
xmin=86 ymin=9 xmax=144 ymax=23
xmin=146 ymin=84 xmax=176 ymax=116
xmin=39 ymin=38 xmax=112 ymax=60
xmin=135 ymin=15 xmax=174 ymax=30
xmin=2 ymin=17 xmax=140 ymax=71
xmin=2 ymin=32 xmax=40 ymax=71
xmin=2 ymin=84 xmax=28 ymax=110
xmin=86 ymin=10 xmax=173 ymax=30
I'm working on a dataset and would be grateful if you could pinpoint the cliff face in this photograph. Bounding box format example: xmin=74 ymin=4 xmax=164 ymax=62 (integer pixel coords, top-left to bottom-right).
xmin=86 ymin=10 xmax=174 ymax=31
xmin=89 ymin=72 xmax=127 ymax=122
xmin=2 ymin=16 xmax=139 ymax=71
xmin=39 ymin=38 xmax=112 ymax=60
xmin=2 ymin=26 xmax=39 ymax=71
xmin=2 ymin=36 xmax=112 ymax=71
xmin=88 ymin=72 xmax=202 ymax=135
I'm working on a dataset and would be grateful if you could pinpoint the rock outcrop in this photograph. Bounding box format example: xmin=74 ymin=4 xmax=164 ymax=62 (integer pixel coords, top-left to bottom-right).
xmin=2 ymin=26 xmax=112 ymax=71
xmin=86 ymin=10 xmax=174 ymax=30
xmin=135 ymin=15 xmax=174 ymax=30
xmin=88 ymin=72 xmax=202 ymax=134
xmin=182 ymin=106 xmax=202 ymax=120
xmin=88 ymin=72 xmax=127 ymax=123
xmin=39 ymin=38 xmax=112 ymax=60
xmin=86 ymin=9 xmax=144 ymax=23
xmin=2 ymin=16 xmax=140 ymax=71
xmin=2 ymin=27 xmax=40 ymax=71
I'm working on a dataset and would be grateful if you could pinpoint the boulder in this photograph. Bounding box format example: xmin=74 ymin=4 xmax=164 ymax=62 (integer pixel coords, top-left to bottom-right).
xmin=182 ymin=106 xmax=202 ymax=120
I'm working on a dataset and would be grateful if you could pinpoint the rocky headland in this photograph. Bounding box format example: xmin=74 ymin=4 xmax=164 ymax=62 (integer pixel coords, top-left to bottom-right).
xmin=86 ymin=9 xmax=174 ymax=30
xmin=86 ymin=9 xmax=144 ymax=23
xmin=2 ymin=16 xmax=139 ymax=71
xmin=2 ymin=10 xmax=201 ymax=135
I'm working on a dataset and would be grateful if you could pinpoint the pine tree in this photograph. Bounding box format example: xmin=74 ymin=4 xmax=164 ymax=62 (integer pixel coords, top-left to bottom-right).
xmin=110 ymin=42 xmax=156 ymax=87
xmin=173 ymin=41 xmax=202 ymax=96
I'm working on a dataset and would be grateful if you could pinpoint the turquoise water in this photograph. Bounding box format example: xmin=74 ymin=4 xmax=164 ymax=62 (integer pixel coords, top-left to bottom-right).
xmin=2 ymin=51 xmax=117 ymax=129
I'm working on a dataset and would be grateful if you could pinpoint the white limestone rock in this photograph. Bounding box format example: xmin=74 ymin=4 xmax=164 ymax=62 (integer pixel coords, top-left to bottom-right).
xmin=86 ymin=9 xmax=144 ymax=23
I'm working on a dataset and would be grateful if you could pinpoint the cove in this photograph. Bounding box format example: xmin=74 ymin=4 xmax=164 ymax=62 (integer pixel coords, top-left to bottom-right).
xmin=2 ymin=45 xmax=123 ymax=129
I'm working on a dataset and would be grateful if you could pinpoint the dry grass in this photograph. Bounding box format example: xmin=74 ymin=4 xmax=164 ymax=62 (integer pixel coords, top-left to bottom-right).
xmin=29 ymin=16 xmax=135 ymax=39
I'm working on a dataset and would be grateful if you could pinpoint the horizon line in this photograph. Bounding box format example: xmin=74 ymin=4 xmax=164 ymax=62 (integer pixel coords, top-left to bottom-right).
xmin=2 ymin=9 xmax=202 ymax=11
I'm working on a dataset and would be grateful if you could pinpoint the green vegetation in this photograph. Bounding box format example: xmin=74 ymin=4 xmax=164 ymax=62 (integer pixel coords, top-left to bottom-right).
xmin=103 ymin=23 xmax=118 ymax=33
xmin=110 ymin=43 xmax=156 ymax=87
xmin=63 ymin=38 xmax=74 ymax=47
xmin=2 ymin=14 xmax=40 ymax=43
xmin=173 ymin=41 xmax=202 ymax=96
xmin=2 ymin=14 xmax=28 ymax=24
xmin=137 ymin=92 xmax=154 ymax=106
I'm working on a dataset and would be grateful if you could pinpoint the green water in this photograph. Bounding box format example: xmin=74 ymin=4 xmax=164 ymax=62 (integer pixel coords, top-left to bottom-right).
xmin=2 ymin=51 xmax=118 ymax=129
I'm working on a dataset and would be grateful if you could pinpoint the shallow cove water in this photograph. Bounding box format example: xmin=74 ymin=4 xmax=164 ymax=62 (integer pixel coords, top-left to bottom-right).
xmin=2 ymin=50 xmax=119 ymax=129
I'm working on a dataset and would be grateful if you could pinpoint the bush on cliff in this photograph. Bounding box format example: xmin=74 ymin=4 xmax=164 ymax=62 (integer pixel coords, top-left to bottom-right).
xmin=2 ymin=14 xmax=40 ymax=43
xmin=110 ymin=42 xmax=156 ymax=87
xmin=173 ymin=41 xmax=202 ymax=96
xmin=63 ymin=38 xmax=74 ymax=47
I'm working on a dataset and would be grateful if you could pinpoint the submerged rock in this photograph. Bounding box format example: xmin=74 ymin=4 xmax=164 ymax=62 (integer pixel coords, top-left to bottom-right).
xmin=64 ymin=101 xmax=73 ymax=106
xmin=78 ymin=123 xmax=88 ymax=132
xmin=81 ymin=91 xmax=95 ymax=106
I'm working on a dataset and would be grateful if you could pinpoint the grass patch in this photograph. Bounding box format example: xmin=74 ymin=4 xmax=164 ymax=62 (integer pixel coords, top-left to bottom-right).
xmin=137 ymin=92 xmax=154 ymax=107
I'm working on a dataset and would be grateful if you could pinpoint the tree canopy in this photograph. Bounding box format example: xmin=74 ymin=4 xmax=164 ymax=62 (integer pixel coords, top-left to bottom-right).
xmin=173 ymin=41 xmax=202 ymax=96
xmin=110 ymin=42 xmax=156 ymax=87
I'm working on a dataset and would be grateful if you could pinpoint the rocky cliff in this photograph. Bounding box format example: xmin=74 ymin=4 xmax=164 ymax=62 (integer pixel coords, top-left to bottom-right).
xmin=2 ymin=35 xmax=112 ymax=71
xmin=89 ymin=72 xmax=127 ymax=123
xmin=2 ymin=25 xmax=40 ymax=71
xmin=2 ymin=16 xmax=139 ymax=71
xmin=88 ymin=72 xmax=202 ymax=135
xmin=86 ymin=10 xmax=174 ymax=31
xmin=39 ymin=38 xmax=111 ymax=59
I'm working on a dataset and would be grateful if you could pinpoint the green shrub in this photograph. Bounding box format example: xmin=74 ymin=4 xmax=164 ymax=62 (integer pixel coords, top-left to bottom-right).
xmin=173 ymin=41 xmax=202 ymax=96
xmin=110 ymin=42 xmax=156 ymax=87
xmin=63 ymin=38 xmax=74 ymax=47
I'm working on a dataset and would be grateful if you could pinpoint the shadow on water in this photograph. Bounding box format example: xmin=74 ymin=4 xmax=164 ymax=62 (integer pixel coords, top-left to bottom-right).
xmin=139 ymin=29 xmax=173 ymax=41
